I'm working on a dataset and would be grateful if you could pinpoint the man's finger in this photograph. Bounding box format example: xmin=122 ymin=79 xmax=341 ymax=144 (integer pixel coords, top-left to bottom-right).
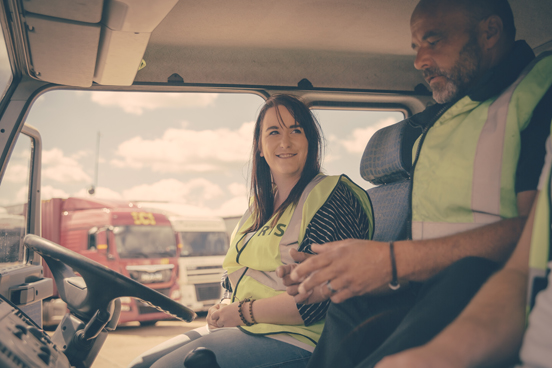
xmin=293 ymin=289 xmax=313 ymax=303
xmin=310 ymin=243 xmax=334 ymax=254
xmin=298 ymin=265 xmax=341 ymax=294
xmin=330 ymin=287 xmax=355 ymax=304
xmin=276 ymin=264 xmax=295 ymax=278
xmin=286 ymin=284 xmax=300 ymax=296
xmin=290 ymin=253 xmax=333 ymax=281
xmin=289 ymin=248 xmax=311 ymax=262
xmin=282 ymin=273 xmax=299 ymax=287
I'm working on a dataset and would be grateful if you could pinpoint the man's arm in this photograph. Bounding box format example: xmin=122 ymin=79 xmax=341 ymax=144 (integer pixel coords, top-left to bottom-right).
xmin=374 ymin=192 xmax=537 ymax=368
xmin=290 ymin=190 xmax=535 ymax=304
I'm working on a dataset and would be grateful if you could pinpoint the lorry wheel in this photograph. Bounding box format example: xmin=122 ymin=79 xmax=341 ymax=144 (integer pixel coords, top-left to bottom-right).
xmin=24 ymin=234 xmax=196 ymax=323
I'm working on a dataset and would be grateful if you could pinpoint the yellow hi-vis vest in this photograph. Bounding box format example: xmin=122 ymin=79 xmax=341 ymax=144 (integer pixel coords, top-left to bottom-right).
xmin=223 ymin=174 xmax=374 ymax=347
xmin=411 ymin=51 xmax=552 ymax=240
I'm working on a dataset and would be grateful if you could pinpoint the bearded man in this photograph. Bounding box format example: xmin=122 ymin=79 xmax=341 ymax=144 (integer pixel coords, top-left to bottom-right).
xmin=277 ymin=0 xmax=552 ymax=367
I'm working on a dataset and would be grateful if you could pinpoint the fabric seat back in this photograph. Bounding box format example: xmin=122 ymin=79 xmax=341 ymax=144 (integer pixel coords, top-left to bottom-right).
xmin=361 ymin=119 xmax=420 ymax=241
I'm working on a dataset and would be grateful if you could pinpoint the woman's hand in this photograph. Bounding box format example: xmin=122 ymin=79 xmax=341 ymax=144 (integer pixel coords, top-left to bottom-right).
xmin=207 ymin=302 xmax=243 ymax=329
xmin=206 ymin=304 xmax=224 ymax=329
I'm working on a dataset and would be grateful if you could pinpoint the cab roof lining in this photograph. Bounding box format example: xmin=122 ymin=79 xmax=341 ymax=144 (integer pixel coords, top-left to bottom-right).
xmin=134 ymin=0 xmax=552 ymax=92
xmin=11 ymin=0 xmax=552 ymax=92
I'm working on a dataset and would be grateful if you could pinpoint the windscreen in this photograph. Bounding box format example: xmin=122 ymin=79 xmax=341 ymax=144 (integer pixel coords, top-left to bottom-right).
xmin=179 ymin=231 xmax=229 ymax=257
xmin=113 ymin=225 xmax=177 ymax=258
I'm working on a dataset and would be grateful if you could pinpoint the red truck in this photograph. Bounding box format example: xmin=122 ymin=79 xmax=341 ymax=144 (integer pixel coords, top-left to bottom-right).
xmin=41 ymin=197 xmax=181 ymax=326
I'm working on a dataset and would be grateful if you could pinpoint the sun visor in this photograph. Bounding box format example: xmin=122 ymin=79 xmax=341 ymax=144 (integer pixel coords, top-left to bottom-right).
xmin=94 ymin=0 xmax=179 ymax=86
xmin=24 ymin=14 xmax=101 ymax=87
xmin=22 ymin=0 xmax=104 ymax=24
xmin=20 ymin=0 xmax=177 ymax=87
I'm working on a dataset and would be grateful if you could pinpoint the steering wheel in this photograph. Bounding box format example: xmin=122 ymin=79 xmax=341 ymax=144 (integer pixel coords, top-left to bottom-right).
xmin=24 ymin=234 xmax=196 ymax=323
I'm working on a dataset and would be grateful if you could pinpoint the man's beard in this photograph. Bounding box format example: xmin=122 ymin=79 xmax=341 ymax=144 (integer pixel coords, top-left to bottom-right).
xmin=424 ymin=35 xmax=482 ymax=104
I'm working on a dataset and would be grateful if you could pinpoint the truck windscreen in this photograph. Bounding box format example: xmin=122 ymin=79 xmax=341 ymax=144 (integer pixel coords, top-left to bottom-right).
xmin=113 ymin=225 xmax=177 ymax=258
xmin=179 ymin=232 xmax=229 ymax=257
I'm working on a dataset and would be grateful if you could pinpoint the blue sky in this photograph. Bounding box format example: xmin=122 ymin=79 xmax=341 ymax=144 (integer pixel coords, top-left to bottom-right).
xmin=10 ymin=90 xmax=402 ymax=217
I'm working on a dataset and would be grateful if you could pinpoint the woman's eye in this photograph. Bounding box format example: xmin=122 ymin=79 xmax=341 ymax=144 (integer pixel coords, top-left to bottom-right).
xmin=268 ymin=130 xmax=279 ymax=135
xmin=292 ymin=128 xmax=303 ymax=134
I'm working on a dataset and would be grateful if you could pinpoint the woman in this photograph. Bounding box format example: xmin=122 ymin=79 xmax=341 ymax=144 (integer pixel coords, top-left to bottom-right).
xmin=128 ymin=94 xmax=374 ymax=368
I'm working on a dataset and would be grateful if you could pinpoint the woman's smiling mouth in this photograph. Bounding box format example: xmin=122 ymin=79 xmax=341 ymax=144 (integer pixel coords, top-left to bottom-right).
xmin=277 ymin=153 xmax=297 ymax=158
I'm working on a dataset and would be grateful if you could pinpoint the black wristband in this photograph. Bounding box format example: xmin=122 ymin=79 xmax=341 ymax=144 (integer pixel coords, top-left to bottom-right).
xmin=388 ymin=242 xmax=400 ymax=290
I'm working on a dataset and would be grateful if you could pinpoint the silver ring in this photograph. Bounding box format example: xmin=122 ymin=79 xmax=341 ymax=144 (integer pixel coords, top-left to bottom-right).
xmin=326 ymin=280 xmax=337 ymax=294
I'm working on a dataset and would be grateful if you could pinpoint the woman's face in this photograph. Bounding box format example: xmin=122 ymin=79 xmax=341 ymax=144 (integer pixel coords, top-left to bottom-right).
xmin=259 ymin=105 xmax=308 ymax=185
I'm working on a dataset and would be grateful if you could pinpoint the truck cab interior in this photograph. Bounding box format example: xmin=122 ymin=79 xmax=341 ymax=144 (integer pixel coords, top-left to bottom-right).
xmin=0 ymin=1 xmax=550 ymax=367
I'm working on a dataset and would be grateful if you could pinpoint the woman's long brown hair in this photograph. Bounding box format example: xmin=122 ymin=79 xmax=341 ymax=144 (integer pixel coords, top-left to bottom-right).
xmin=244 ymin=94 xmax=323 ymax=233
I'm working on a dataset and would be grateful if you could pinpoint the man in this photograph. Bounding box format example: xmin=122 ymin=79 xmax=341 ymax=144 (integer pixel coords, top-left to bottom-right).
xmin=374 ymin=133 xmax=552 ymax=367
xmin=277 ymin=0 xmax=552 ymax=367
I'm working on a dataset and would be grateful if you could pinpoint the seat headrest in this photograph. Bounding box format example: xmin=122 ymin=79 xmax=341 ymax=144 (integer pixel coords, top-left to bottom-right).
xmin=360 ymin=119 xmax=419 ymax=185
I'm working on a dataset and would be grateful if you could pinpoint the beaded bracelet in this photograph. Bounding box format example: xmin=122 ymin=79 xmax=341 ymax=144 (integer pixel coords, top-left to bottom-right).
xmin=238 ymin=298 xmax=254 ymax=326
xmin=248 ymin=299 xmax=258 ymax=325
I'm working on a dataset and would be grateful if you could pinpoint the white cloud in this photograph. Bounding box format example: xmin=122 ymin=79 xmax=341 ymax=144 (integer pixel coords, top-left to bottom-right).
xmin=42 ymin=148 xmax=91 ymax=183
xmin=112 ymin=121 xmax=254 ymax=173
xmin=137 ymin=202 xmax=216 ymax=217
xmin=3 ymin=164 xmax=29 ymax=183
xmin=213 ymin=182 xmax=249 ymax=217
xmin=228 ymin=182 xmax=248 ymax=197
xmin=122 ymin=178 xmax=224 ymax=205
xmin=72 ymin=186 xmax=123 ymax=200
xmin=71 ymin=150 xmax=89 ymax=160
xmin=14 ymin=186 xmax=29 ymax=204
xmin=89 ymin=92 xmax=219 ymax=115
xmin=339 ymin=117 xmax=398 ymax=154
xmin=40 ymin=185 xmax=69 ymax=201
xmin=214 ymin=196 xmax=248 ymax=218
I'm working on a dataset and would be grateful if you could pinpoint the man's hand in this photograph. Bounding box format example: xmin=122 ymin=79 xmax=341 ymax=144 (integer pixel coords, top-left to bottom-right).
xmin=291 ymin=239 xmax=392 ymax=303
xmin=206 ymin=303 xmax=242 ymax=329
xmin=277 ymin=248 xmax=310 ymax=288
xmin=277 ymin=248 xmax=332 ymax=304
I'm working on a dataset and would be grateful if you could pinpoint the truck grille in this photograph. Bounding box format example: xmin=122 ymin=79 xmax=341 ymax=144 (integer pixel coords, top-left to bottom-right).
xmin=137 ymin=288 xmax=170 ymax=314
xmin=195 ymin=283 xmax=221 ymax=302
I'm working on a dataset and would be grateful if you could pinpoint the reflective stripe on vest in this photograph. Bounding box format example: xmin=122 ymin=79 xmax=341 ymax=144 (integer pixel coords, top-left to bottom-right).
xmin=223 ymin=174 xmax=374 ymax=346
xmin=413 ymin=51 xmax=552 ymax=240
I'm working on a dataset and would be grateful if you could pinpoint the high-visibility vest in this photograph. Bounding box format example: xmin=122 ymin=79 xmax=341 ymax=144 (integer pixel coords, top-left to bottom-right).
xmin=411 ymin=51 xmax=552 ymax=240
xmin=223 ymin=174 xmax=373 ymax=347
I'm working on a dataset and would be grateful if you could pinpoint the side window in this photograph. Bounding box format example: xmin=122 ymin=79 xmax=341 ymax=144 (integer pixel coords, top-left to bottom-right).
xmin=313 ymin=109 xmax=405 ymax=188
xmin=0 ymin=134 xmax=32 ymax=265
xmin=0 ymin=24 xmax=13 ymax=100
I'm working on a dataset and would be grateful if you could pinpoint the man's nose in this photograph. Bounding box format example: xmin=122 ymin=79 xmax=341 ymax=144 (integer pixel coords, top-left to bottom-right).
xmin=414 ymin=48 xmax=432 ymax=71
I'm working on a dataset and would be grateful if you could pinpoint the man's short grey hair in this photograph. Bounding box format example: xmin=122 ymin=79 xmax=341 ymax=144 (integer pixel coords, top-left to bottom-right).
xmin=462 ymin=0 xmax=516 ymax=41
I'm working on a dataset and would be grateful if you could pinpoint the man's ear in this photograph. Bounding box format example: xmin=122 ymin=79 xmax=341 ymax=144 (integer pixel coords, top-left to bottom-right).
xmin=479 ymin=15 xmax=503 ymax=50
